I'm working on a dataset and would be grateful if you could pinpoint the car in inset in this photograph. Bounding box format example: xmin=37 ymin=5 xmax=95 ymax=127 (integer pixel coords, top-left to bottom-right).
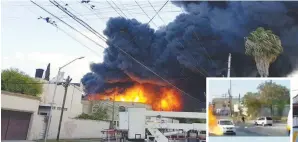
xmin=198 ymin=130 xmax=206 ymax=142
xmin=254 ymin=117 xmax=273 ymax=126
xmin=217 ymin=119 xmax=236 ymax=135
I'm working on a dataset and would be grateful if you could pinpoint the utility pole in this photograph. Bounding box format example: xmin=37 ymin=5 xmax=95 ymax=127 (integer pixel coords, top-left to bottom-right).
xmin=56 ymin=76 xmax=72 ymax=141
xmin=227 ymin=53 xmax=231 ymax=77
xmin=229 ymin=80 xmax=233 ymax=117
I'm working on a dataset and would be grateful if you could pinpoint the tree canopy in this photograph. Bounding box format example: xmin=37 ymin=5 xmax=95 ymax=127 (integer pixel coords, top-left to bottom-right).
xmin=242 ymin=81 xmax=290 ymax=117
xmin=245 ymin=27 xmax=283 ymax=77
xmin=242 ymin=92 xmax=262 ymax=117
xmin=258 ymin=81 xmax=290 ymax=115
xmin=1 ymin=68 xmax=43 ymax=96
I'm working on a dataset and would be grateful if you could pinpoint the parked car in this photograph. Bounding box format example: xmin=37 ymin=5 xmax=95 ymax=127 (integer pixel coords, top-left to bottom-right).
xmin=217 ymin=119 xmax=236 ymax=135
xmin=254 ymin=117 xmax=273 ymax=126
xmin=198 ymin=130 xmax=206 ymax=142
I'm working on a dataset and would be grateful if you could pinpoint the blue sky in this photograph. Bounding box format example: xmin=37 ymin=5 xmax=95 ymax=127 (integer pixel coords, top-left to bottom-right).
xmin=208 ymin=79 xmax=291 ymax=102
xmin=1 ymin=0 xmax=181 ymax=82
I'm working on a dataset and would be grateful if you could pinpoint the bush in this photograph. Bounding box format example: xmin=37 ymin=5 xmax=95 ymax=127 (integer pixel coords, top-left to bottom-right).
xmin=1 ymin=68 xmax=43 ymax=96
xmin=76 ymin=107 xmax=109 ymax=121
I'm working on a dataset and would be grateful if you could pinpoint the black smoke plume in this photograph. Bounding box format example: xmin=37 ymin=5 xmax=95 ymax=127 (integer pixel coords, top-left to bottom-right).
xmin=81 ymin=1 xmax=298 ymax=111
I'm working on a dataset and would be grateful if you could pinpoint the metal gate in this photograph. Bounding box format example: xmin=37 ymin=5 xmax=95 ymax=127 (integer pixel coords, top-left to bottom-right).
xmin=1 ymin=109 xmax=32 ymax=140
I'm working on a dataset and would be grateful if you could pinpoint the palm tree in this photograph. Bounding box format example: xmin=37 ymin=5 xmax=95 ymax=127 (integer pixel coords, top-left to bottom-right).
xmin=245 ymin=27 xmax=283 ymax=77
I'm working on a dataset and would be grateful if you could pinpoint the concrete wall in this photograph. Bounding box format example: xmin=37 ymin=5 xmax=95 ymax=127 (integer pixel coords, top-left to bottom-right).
xmin=30 ymin=116 xmax=110 ymax=139
xmin=40 ymin=83 xmax=83 ymax=117
xmin=28 ymin=115 xmax=46 ymax=140
xmin=1 ymin=91 xmax=40 ymax=112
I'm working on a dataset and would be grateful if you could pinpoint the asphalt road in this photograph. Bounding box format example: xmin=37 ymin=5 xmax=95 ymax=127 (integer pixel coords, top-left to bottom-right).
xmin=210 ymin=123 xmax=288 ymax=136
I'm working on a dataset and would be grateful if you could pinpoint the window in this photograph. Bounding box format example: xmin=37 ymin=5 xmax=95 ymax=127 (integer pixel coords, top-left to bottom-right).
xmin=38 ymin=112 xmax=48 ymax=116
xmin=266 ymin=117 xmax=272 ymax=120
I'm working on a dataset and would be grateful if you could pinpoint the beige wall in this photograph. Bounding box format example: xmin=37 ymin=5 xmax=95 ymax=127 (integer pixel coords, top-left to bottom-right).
xmin=29 ymin=114 xmax=110 ymax=139
xmin=40 ymin=84 xmax=83 ymax=117
xmin=1 ymin=91 xmax=40 ymax=112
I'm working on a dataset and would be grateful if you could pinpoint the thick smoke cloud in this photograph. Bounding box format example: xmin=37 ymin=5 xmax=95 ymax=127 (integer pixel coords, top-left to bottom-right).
xmin=81 ymin=1 xmax=298 ymax=111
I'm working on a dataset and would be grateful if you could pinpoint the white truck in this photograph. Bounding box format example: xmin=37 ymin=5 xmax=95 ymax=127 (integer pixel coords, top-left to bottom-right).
xmin=217 ymin=119 xmax=236 ymax=135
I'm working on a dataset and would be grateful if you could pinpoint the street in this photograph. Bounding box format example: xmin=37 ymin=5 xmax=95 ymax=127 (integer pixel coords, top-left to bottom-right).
xmin=210 ymin=122 xmax=288 ymax=136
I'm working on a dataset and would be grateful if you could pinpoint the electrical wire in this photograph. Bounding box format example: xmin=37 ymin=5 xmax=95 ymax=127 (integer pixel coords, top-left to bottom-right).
xmin=106 ymin=0 xmax=124 ymax=18
xmin=135 ymin=0 xmax=158 ymax=28
xmin=148 ymin=0 xmax=166 ymax=24
xmin=32 ymin=0 xmax=205 ymax=103
xmin=23 ymin=3 xmax=102 ymax=57
xmin=111 ymin=0 xmax=129 ymax=18
xmin=50 ymin=1 xmax=107 ymax=41
xmin=31 ymin=0 xmax=107 ymax=49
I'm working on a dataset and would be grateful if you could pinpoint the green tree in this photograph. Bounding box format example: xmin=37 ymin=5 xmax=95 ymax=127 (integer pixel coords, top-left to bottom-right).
xmin=44 ymin=63 xmax=50 ymax=81
xmin=245 ymin=27 xmax=283 ymax=77
xmin=243 ymin=92 xmax=262 ymax=117
xmin=1 ymin=68 xmax=42 ymax=96
xmin=257 ymin=81 xmax=290 ymax=116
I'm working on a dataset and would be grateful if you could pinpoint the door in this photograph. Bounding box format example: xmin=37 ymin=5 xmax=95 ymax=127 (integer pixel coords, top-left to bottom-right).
xmin=1 ymin=109 xmax=32 ymax=140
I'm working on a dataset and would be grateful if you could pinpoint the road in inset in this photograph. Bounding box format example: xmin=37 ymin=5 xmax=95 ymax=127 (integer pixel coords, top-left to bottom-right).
xmin=210 ymin=123 xmax=288 ymax=136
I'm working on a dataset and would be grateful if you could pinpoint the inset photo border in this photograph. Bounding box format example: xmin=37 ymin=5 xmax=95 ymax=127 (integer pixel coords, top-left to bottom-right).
xmin=206 ymin=78 xmax=292 ymax=141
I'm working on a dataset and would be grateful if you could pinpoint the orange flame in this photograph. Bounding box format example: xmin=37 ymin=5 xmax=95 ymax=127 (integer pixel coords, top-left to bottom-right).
xmin=208 ymin=105 xmax=223 ymax=135
xmin=88 ymin=84 xmax=182 ymax=111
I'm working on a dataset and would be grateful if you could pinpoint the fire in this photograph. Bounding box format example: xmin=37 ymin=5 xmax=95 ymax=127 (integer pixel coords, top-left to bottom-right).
xmin=208 ymin=105 xmax=223 ymax=135
xmin=88 ymin=84 xmax=182 ymax=111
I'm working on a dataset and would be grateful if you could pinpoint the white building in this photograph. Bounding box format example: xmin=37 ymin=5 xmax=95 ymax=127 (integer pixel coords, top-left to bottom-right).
xmin=1 ymin=70 xmax=89 ymax=140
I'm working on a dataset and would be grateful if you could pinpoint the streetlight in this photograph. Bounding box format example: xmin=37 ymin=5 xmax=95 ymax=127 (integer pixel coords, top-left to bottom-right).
xmin=44 ymin=56 xmax=84 ymax=142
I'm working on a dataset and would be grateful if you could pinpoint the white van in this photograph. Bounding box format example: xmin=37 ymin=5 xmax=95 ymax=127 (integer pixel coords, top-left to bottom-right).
xmin=254 ymin=117 xmax=273 ymax=126
xmin=217 ymin=119 xmax=236 ymax=135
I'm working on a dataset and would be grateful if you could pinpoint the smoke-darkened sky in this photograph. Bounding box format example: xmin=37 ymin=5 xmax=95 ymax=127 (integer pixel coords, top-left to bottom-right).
xmin=82 ymin=1 xmax=298 ymax=111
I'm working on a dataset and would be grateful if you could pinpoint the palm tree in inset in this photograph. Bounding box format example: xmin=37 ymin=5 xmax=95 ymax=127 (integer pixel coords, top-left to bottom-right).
xmin=245 ymin=27 xmax=283 ymax=77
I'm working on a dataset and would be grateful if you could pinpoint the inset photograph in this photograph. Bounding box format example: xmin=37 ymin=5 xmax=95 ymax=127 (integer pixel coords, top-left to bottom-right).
xmin=207 ymin=78 xmax=291 ymax=137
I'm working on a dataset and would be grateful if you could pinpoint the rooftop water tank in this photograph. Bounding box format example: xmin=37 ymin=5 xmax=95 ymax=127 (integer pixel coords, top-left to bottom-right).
xmin=35 ymin=69 xmax=44 ymax=78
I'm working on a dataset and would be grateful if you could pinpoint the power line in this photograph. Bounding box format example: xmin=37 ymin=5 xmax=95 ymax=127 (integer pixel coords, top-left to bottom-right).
xmin=23 ymin=4 xmax=102 ymax=57
xmin=33 ymin=1 xmax=204 ymax=103
xmin=55 ymin=26 xmax=102 ymax=56
xmin=148 ymin=0 xmax=166 ymax=24
xmin=79 ymin=0 xmax=106 ymax=21
xmin=135 ymin=0 xmax=158 ymax=28
xmin=67 ymin=0 xmax=203 ymax=103
xmin=106 ymin=0 xmax=124 ymax=18
xmin=50 ymin=1 xmax=106 ymax=41
xmin=114 ymin=0 xmax=134 ymax=17
xmin=110 ymin=0 xmax=129 ymax=18
xmin=31 ymin=0 xmax=107 ymax=50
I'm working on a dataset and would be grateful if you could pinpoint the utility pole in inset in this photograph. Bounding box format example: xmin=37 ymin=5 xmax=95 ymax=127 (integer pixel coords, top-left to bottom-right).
xmin=227 ymin=53 xmax=231 ymax=77
xmin=56 ymin=76 xmax=72 ymax=141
